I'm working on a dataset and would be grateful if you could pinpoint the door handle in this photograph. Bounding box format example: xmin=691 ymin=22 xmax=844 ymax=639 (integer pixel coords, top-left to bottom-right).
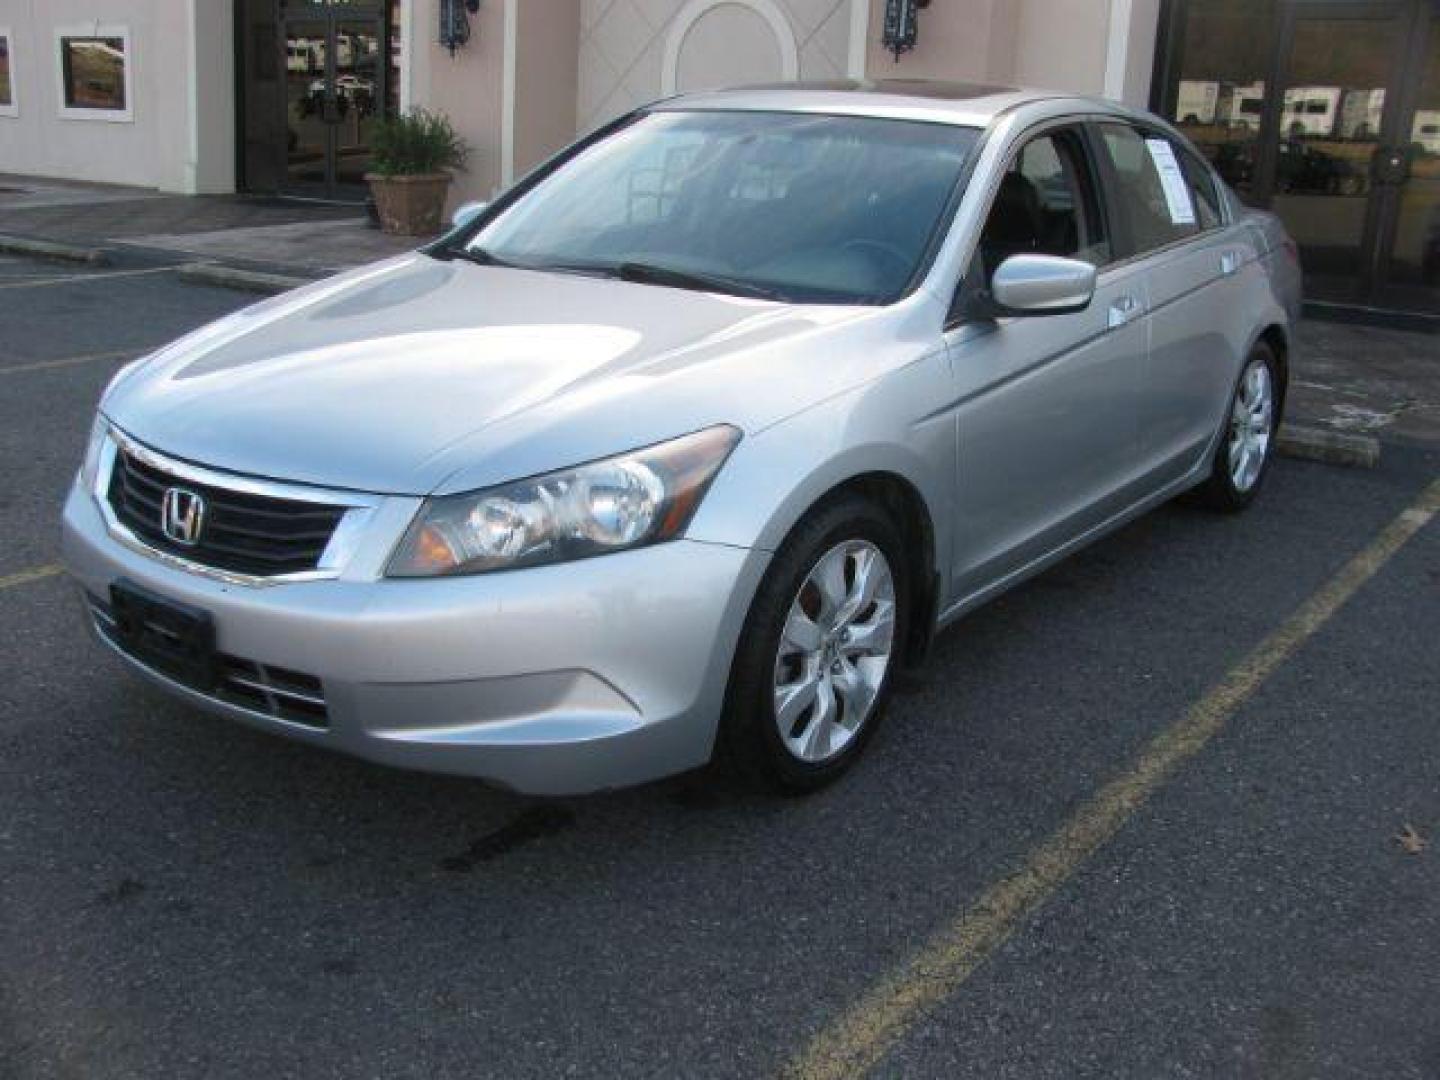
xmin=1107 ymin=294 xmax=1141 ymax=330
xmin=1220 ymin=250 xmax=1241 ymax=276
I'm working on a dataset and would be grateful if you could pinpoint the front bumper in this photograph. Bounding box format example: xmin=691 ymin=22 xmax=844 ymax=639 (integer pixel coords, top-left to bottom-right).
xmin=62 ymin=479 xmax=768 ymax=795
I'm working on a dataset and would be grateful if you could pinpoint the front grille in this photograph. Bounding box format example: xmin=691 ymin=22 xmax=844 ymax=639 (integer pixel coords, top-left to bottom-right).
xmin=107 ymin=447 xmax=347 ymax=577
xmin=90 ymin=596 xmax=329 ymax=729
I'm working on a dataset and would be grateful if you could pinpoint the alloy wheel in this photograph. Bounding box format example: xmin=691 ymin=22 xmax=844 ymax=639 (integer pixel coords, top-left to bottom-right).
xmin=772 ymin=539 xmax=896 ymax=764
xmin=1228 ymin=358 xmax=1274 ymax=493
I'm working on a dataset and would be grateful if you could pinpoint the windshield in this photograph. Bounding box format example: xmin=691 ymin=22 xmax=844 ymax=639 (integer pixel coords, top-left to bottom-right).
xmin=463 ymin=110 xmax=980 ymax=305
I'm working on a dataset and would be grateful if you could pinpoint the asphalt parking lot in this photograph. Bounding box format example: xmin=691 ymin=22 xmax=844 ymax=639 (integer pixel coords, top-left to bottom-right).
xmin=2 ymin=250 xmax=1437 ymax=1079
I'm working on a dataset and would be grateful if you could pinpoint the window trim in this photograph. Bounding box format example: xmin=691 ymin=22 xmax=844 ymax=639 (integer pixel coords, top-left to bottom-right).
xmin=55 ymin=24 xmax=133 ymax=123
xmin=0 ymin=27 xmax=17 ymax=117
xmin=1172 ymin=137 xmax=1225 ymax=232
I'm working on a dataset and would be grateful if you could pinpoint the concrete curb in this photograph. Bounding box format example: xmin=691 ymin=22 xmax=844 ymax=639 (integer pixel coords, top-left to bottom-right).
xmin=176 ymin=262 xmax=313 ymax=295
xmin=1276 ymin=424 xmax=1381 ymax=469
xmin=0 ymin=233 xmax=109 ymax=266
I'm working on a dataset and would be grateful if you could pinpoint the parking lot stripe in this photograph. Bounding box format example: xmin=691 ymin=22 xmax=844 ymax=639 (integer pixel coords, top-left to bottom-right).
xmin=0 ymin=266 xmax=175 ymax=291
xmin=0 ymin=349 xmax=142 ymax=377
xmin=0 ymin=564 xmax=64 ymax=591
xmin=784 ymin=475 xmax=1440 ymax=1080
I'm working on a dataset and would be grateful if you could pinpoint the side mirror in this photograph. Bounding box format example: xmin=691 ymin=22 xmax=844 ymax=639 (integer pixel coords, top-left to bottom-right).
xmin=981 ymin=254 xmax=1097 ymax=318
xmin=450 ymin=200 xmax=488 ymax=230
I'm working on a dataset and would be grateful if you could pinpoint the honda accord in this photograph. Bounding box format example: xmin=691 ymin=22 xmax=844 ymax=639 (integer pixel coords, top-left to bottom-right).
xmin=62 ymin=82 xmax=1301 ymax=794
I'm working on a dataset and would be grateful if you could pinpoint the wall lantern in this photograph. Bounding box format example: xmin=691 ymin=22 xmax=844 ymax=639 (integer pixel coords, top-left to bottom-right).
xmin=439 ymin=0 xmax=481 ymax=56
xmin=882 ymin=0 xmax=930 ymax=61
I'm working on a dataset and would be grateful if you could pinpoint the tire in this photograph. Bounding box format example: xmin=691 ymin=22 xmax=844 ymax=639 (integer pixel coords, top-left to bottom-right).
xmin=719 ymin=495 xmax=910 ymax=794
xmin=1196 ymin=341 xmax=1281 ymax=512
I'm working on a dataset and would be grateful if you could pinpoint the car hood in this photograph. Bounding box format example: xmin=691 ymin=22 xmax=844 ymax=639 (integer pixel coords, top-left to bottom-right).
xmin=103 ymin=254 xmax=909 ymax=496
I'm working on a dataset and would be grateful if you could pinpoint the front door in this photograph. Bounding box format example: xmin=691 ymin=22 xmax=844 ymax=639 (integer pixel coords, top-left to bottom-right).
xmin=1260 ymin=1 xmax=1440 ymax=314
xmin=282 ymin=12 xmax=386 ymax=200
xmin=239 ymin=0 xmax=391 ymax=202
xmin=946 ymin=125 xmax=1148 ymax=603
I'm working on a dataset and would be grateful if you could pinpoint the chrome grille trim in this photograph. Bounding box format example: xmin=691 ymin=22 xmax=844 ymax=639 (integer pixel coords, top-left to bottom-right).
xmin=93 ymin=424 xmax=380 ymax=588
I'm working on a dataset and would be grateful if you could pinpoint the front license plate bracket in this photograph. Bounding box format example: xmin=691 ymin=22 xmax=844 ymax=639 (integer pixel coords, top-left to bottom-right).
xmin=109 ymin=579 xmax=218 ymax=691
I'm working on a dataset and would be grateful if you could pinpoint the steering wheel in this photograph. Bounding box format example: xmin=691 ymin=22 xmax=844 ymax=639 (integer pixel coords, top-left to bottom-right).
xmin=841 ymin=239 xmax=913 ymax=281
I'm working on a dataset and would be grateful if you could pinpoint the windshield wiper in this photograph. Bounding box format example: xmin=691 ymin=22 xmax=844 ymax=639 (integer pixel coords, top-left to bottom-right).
xmin=435 ymin=250 xmax=783 ymax=300
xmin=437 ymin=244 xmax=517 ymax=268
xmin=611 ymin=262 xmax=782 ymax=301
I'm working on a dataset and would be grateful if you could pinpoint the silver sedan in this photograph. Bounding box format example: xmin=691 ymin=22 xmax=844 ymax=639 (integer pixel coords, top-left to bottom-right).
xmin=62 ymin=82 xmax=1302 ymax=794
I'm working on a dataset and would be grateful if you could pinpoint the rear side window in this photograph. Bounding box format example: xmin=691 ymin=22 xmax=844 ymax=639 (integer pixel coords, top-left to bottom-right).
xmin=1095 ymin=123 xmax=1200 ymax=254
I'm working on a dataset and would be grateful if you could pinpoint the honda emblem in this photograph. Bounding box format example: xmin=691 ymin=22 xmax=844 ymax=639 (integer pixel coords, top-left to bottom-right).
xmin=161 ymin=488 xmax=206 ymax=546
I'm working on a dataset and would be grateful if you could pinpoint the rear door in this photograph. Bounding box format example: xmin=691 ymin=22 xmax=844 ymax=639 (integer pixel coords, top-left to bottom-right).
xmin=1091 ymin=121 xmax=1255 ymax=485
xmin=945 ymin=122 xmax=1151 ymax=602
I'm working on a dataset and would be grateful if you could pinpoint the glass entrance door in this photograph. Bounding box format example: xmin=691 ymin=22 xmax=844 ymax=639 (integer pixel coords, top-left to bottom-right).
xmin=276 ymin=5 xmax=387 ymax=200
xmin=1265 ymin=4 xmax=1408 ymax=305
xmin=331 ymin=19 xmax=385 ymax=194
xmin=283 ymin=17 xmax=330 ymax=195
xmin=1376 ymin=12 xmax=1440 ymax=311
xmin=1160 ymin=0 xmax=1440 ymax=317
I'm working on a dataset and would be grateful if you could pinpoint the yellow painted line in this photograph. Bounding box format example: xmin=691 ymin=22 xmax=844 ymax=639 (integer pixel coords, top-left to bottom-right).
xmin=0 ymin=349 xmax=141 ymax=377
xmin=785 ymin=475 xmax=1440 ymax=1080
xmin=0 ymin=564 xmax=65 ymax=591
xmin=0 ymin=266 xmax=174 ymax=290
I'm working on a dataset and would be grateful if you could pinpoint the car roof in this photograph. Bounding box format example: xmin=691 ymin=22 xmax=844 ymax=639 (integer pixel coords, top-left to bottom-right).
xmin=653 ymin=79 xmax=1135 ymax=129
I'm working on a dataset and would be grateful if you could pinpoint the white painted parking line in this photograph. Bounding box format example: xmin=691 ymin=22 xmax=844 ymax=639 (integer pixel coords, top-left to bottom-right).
xmin=0 ymin=564 xmax=64 ymax=591
xmin=0 ymin=266 xmax=174 ymax=290
xmin=0 ymin=349 xmax=143 ymax=377
xmin=785 ymin=475 xmax=1440 ymax=1080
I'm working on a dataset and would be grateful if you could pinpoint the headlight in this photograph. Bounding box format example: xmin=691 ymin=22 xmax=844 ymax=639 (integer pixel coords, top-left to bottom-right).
xmin=387 ymin=425 xmax=741 ymax=577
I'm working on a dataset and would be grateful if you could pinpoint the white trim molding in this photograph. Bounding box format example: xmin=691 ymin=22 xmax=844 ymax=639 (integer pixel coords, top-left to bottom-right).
xmin=399 ymin=0 xmax=416 ymax=113
xmin=500 ymin=0 xmax=518 ymax=187
xmin=0 ymin=25 xmax=18 ymax=117
xmin=846 ymin=0 xmax=870 ymax=80
xmin=55 ymin=23 xmax=134 ymax=123
xmin=184 ymin=1 xmax=200 ymax=192
xmin=1103 ymin=0 xmax=1135 ymax=102
xmin=661 ymin=0 xmax=800 ymax=96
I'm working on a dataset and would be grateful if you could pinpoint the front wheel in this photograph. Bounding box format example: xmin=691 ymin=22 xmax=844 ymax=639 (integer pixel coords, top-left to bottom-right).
xmin=719 ymin=496 xmax=909 ymax=793
xmin=1196 ymin=342 xmax=1280 ymax=512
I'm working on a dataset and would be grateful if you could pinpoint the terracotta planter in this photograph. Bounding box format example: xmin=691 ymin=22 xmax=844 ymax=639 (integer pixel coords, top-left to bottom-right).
xmin=365 ymin=172 xmax=453 ymax=237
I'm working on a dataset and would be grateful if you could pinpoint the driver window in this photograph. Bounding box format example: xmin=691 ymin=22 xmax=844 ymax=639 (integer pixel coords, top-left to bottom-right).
xmin=977 ymin=129 xmax=1110 ymax=279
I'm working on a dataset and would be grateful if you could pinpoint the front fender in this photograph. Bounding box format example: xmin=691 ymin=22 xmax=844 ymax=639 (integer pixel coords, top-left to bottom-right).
xmin=687 ymin=348 xmax=954 ymax=587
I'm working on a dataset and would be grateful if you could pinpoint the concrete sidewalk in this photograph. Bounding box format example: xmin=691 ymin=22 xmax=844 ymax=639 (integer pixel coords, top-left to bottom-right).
xmin=2 ymin=173 xmax=1436 ymax=447
xmin=0 ymin=173 xmax=413 ymax=274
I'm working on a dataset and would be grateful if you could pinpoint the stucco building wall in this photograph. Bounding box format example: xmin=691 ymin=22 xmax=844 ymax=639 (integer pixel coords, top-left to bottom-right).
xmin=0 ymin=0 xmax=1159 ymax=197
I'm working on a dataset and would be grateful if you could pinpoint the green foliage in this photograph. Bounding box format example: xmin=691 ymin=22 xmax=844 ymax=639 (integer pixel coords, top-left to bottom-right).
xmin=370 ymin=109 xmax=468 ymax=176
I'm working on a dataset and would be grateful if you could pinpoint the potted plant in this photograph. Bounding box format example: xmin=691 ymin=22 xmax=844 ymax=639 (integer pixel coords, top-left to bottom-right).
xmin=366 ymin=109 xmax=469 ymax=237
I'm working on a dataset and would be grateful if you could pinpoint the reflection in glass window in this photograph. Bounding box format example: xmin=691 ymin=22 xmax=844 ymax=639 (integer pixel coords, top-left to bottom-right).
xmin=471 ymin=111 xmax=979 ymax=305
xmin=0 ymin=34 xmax=12 ymax=108
xmin=61 ymin=36 xmax=127 ymax=111
xmin=1168 ymin=0 xmax=1277 ymax=199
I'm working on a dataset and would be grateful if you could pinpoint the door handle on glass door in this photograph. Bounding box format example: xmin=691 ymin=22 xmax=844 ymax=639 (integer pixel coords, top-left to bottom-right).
xmin=1107 ymin=295 xmax=1141 ymax=329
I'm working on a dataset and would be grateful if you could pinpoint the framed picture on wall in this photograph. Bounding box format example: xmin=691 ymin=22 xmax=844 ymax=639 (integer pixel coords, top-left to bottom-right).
xmin=0 ymin=28 xmax=17 ymax=116
xmin=56 ymin=25 xmax=132 ymax=121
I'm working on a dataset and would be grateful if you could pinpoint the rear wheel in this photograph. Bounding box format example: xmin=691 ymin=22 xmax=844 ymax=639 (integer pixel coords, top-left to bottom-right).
xmin=1196 ymin=342 xmax=1279 ymax=512
xmin=720 ymin=496 xmax=908 ymax=793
